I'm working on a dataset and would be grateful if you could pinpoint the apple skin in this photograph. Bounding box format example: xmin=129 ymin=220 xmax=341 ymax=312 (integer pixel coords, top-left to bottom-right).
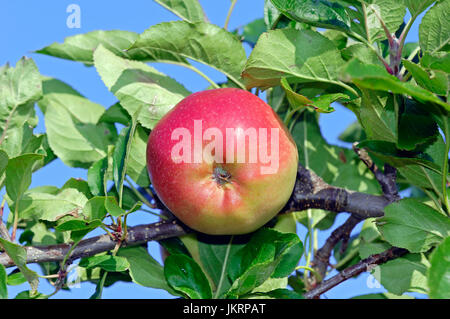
xmin=146 ymin=88 xmax=298 ymax=235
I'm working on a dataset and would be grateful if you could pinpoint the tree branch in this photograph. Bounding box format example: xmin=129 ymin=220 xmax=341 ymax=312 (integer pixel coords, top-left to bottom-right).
xmin=311 ymin=215 xmax=362 ymax=281
xmin=304 ymin=145 xmax=400 ymax=292
xmin=0 ymin=220 xmax=188 ymax=268
xmin=282 ymin=164 xmax=389 ymax=219
xmin=353 ymin=143 xmax=400 ymax=202
xmin=304 ymin=247 xmax=409 ymax=299
xmin=0 ymin=164 xmax=391 ymax=268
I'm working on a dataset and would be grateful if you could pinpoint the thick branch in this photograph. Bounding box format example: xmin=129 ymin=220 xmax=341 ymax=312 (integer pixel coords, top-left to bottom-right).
xmin=283 ymin=164 xmax=389 ymax=218
xmin=304 ymin=247 xmax=409 ymax=299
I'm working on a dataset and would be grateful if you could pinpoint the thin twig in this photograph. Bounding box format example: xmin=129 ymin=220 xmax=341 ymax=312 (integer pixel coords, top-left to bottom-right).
xmin=224 ymin=0 xmax=238 ymax=31
xmin=353 ymin=143 xmax=400 ymax=202
xmin=304 ymin=247 xmax=408 ymax=299
xmin=311 ymin=215 xmax=362 ymax=282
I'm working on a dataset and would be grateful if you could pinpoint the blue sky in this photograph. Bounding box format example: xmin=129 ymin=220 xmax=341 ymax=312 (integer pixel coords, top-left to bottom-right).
xmin=0 ymin=0 xmax=426 ymax=299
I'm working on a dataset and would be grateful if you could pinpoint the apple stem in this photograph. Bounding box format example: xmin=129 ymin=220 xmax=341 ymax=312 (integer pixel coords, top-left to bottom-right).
xmin=213 ymin=166 xmax=232 ymax=186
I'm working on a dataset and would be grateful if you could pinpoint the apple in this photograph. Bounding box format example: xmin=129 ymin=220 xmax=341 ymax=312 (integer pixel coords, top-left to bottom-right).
xmin=146 ymin=88 xmax=298 ymax=235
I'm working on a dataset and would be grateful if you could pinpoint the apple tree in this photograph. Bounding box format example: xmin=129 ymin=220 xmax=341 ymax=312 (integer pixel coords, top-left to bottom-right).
xmin=0 ymin=0 xmax=449 ymax=299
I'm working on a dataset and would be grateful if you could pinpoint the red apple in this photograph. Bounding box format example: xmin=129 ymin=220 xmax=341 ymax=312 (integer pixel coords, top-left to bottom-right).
xmin=146 ymin=88 xmax=298 ymax=235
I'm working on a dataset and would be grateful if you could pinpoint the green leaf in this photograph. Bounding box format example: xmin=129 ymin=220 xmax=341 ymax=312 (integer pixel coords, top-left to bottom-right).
xmin=310 ymin=93 xmax=350 ymax=112
xmin=352 ymin=292 xmax=413 ymax=299
xmin=127 ymin=125 xmax=150 ymax=187
xmin=0 ymin=58 xmax=42 ymax=147
xmin=270 ymin=0 xmax=351 ymax=31
xmin=242 ymin=29 xmax=354 ymax=95
xmin=35 ymin=30 xmax=140 ymax=64
xmin=281 ymin=78 xmax=313 ymax=109
xmin=273 ymin=214 xmax=297 ymax=234
xmin=227 ymin=228 xmax=302 ymax=297
xmin=38 ymin=77 xmax=116 ymax=168
xmin=378 ymin=199 xmax=450 ymax=253
xmin=419 ymin=0 xmax=450 ymax=53
xmin=0 ymin=150 xmax=8 ymax=176
xmin=107 ymin=185 xmax=140 ymax=211
xmin=154 ymin=0 xmax=207 ymax=23
xmin=159 ymin=237 xmax=191 ymax=257
xmin=75 ymin=266 xmax=132 ymax=287
xmin=342 ymin=43 xmax=385 ymax=67
xmin=129 ymin=21 xmax=247 ymax=88
xmin=331 ymin=159 xmax=383 ymax=194
xmin=6 ymin=153 xmax=43 ymax=202
xmin=428 ymin=236 xmax=450 ymax=299
xmin=421 ymin=52 xmax=450 ymax=73
xmin=104 ymin=196 xmax=126 ymax=217
xmin=323 ymin=29 xmax=348 ymax=50
xmin=0 ymin=265 xmax=7 ymax=299
xmin=99 ymin=102 xmax=131 ymax=126
xmin=61 ymin=178 xmax=93 ymax=199
xmin=401 ymin=0 xmax=436 ymax=16
xmin=403 ymin=60 xmax=448 ymax=96
xmin=296 ymin=209 xmax=337 ymax=232
xmin=93 ymin=45 xmax=190 ymax=129
xmin=371 ymin=253 xmax=430 ymax=295
xmin=14 ymin=290 xmax=47 ymax=299
xmin=22 ymin=222 xmax=62 ymax=249
xmin=342 ymin=59 xmax=450 ymax=111
xmin=251 ymin=277 xmax=288 ymax=294
xmin=251 ymin=288 xmax=303 ymax=299
xmin=241 ymin=18 xmax=267 ymax=47
xmin=359 ymin=241 xmax=391 ymax=260
xmin=0 ymin=238 xmax=39 ymax=295
xmin=243 ymin=229 xmax=302 ymax=279
xmin=118 ymin=246 xmax=175 ymax=293
xmin=290 ymin=109 xmax=379 ymax=191
xmin=397 ymin=100 xmax=439 ymax=150
xmin=264 ymin=0 xmax=282 ymax=29
xmin=357 ymin=140 xmax=441 ymax=172
xmin=359 ymin=136 xmax=444 ymax=193
xmin=227 ymin=262 xmax=277 ymax=297
xmin=7 ymin=271 xmax=27 ymax=286
xmin=16 ymin=188 xmax=88 ymax=222
xmin=338 ymin=121 xmax=367 ymax=143
xmin=164 ymin=254 xmax=212 ymax=299
xmin=89 ymin=271 xmax=107 ymax=299
xmin=55 ymin=219 xmax=103 ymax=232
xmin=346 ymin=0 xmax=406 ymax=42
xmin=264 ymin=0 xmax=312 ymax=30
xmin=364 ymin=0 xmax=406 ymax=41
xmin=197 ymin=234 xmax=248 ymax=298
xmin=280 ymin=78 xmax=348 ymax=113
xmin=87 ymin=157 xmax=108 ymax=196
xmin=79 ymin=255 xmax=130 ymax=272
xmin=0 ymin=124 xmax=49 ymax=160
xmin=113 ymin=125 xmax=133 ymax=199
xmin=0 ymin=57 xmax=41 ymax=111
xmin=82 ymin=196 xmax=109 ymax=221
